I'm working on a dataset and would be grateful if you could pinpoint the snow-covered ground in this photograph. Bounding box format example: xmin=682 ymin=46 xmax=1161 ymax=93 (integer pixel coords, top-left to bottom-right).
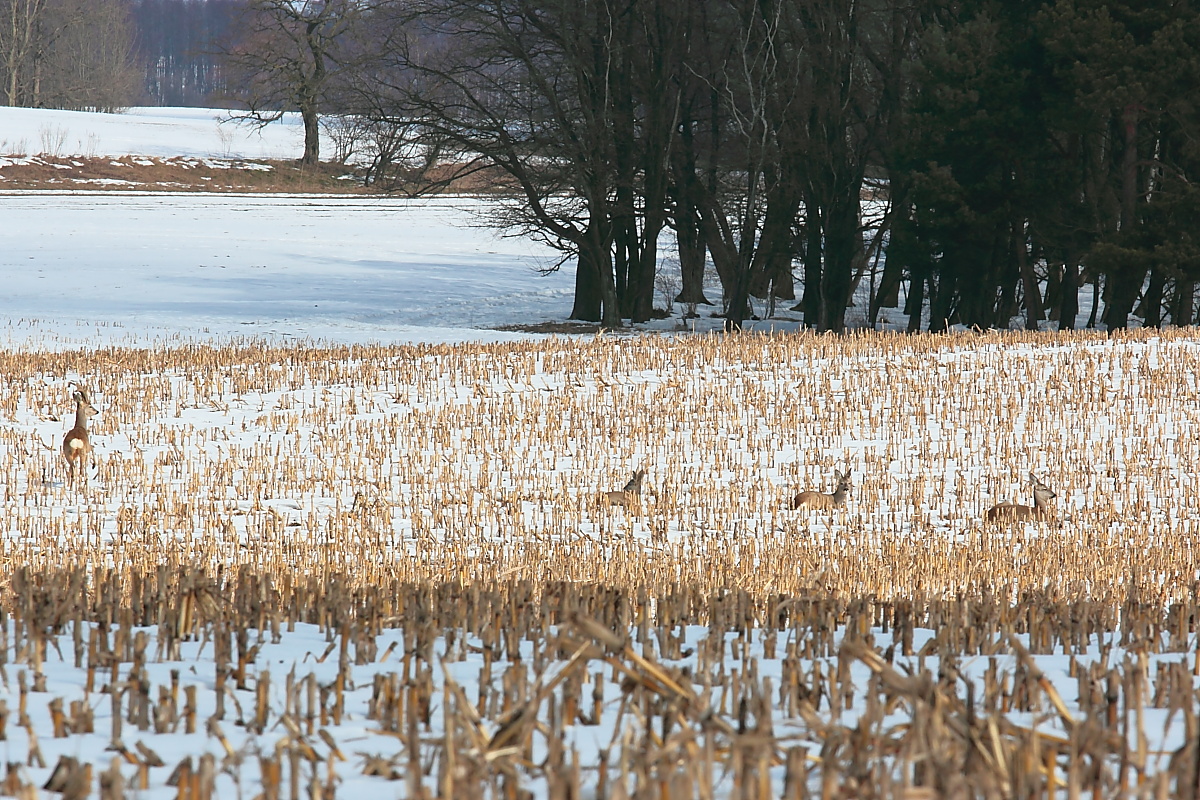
xmin=0 ymin=106 xmax=1191 ymax=797
xmin=0 ymin=106 xmax=321 ymax=160
xmin=0 ymin=192 xmax=577 ymax=347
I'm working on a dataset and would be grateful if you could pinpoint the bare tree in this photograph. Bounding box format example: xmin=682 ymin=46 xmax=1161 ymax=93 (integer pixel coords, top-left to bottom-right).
xmin=1 ymin=0 xmax=138 ymax=110
xmin=357 ymin=0 xmax=689 ymax=326
xmin=221 ymin=0 xmax=359 ymax=165
xmin=0 ymin=0 xmax=49 ymax=105
xmin=667 ymin=0 xmax=807 ymax=330
xmin=37 ymin=0 xmax=139 ymax=111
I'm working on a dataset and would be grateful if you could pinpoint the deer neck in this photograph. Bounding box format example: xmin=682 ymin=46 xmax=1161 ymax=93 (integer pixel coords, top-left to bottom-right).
xmin=74 ymin=402 xmax=89 ymax=431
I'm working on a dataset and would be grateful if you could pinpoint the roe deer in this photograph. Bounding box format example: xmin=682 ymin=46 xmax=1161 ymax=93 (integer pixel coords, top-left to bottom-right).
xmin=985 ymin=473 xmax=1056 ymax=522
xmin=62 ymin=385 xmax=98 ymax=485
xmin=792 ymin=469 xmax=852 ymax=511
xmin=603 ymin=469 xmax=646 ymax=507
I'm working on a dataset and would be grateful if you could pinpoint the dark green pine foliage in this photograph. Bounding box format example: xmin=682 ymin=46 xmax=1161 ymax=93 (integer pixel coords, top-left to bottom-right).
xmin=885 ymin=0 xmax=1200 ymax=330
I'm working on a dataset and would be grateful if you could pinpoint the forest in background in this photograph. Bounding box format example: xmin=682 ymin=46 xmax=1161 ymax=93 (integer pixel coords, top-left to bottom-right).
xmin=2 ymin=0 xmax=1198 ymax=333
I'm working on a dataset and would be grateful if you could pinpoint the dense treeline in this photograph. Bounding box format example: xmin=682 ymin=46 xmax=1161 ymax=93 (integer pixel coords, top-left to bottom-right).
xmin=0 ymin=0 xmax=141 ymax=111
xmin=131 ymin=0 xmax=239 ymax=106
xmin=262 ymin=0 xmax=1195 ymax=331
xmin=5 ymin=0 xmax=1198 ymax=332
xmin=0 ymin=0 xmax=238 ymax=110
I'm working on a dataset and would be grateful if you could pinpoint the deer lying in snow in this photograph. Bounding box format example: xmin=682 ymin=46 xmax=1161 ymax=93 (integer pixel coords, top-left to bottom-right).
xmin=986 ymin=473 xmax=1057 ymax=522
xmin=791 ymin=469 xmax=852 ymax=511
xmin=602 ymin=469 xmax=646 ymax=508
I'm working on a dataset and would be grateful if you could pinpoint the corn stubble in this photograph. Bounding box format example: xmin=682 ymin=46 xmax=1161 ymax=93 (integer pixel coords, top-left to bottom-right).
xmin=2 ymin=327 xmax=1200 ymax=797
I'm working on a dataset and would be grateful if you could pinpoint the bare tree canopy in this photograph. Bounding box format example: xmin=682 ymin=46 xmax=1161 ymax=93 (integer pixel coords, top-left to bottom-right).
xmin=221 ymin=0 xmax=360 ymax=165
xmin=1 ymin=0 xmax=139 ymax=111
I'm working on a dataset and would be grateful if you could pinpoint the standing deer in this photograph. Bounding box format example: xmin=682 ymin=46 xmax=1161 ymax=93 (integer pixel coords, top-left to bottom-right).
xmin=603 ymin=469 xmax=646 ymax=507
xmin=985 ymin=473 xmax=1056 ymax=522
xmin=792 ymin=469 xmax=852 ymax=511
xmin=62 ymin=385 xmax=98 ymax=485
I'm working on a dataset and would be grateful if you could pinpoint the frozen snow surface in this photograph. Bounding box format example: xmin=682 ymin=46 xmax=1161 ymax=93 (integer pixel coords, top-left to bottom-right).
xmin=0 ymin=192 xmax=575 ymax=348
xmin=0 ymin=106 xmax=319 ymax=160
xmin=3 ymin=107 xmax=590 ymax=348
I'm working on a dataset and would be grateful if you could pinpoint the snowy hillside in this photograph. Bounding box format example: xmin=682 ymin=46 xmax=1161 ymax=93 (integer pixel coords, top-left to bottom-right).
xmin=0 ymin=106 xmax=317 ymax=160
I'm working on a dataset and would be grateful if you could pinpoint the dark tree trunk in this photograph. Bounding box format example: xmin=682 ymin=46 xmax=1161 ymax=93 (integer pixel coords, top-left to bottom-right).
xmin=1044 ymin=266 xmax=1062 ymax=322
xmin=1143 ymin=267 xmax=1165 ymax=327
xmin=818 ymin=194 xmax=857 ymax=332
xmin=1015 ymin=221 xmax=1042 ymax=332
xmin=1172 ymin=280 xmax=1194 ymax=326
xmin=1102 ymin=265 xmax=1144 ymax=331
xmin=724 ymin=175 xmax=761 ymax=331
xmin=613 ymin=185 xmax=636 ymax=318
xmin=696 ymin=201 xmax=741 ymax=316
xmin=928 ymin=267 xmax=954 ymax=332
xmin=1086 ymin=272 xmax=1101 ymax=328
xmin=592 ymin=230 xmax=622 ymax=329
xmin=994 ymin=239 xmax=1020 ymax=326
xmin=570 ymin=247 xmax=603 ymax=322
xmin=632 ymin=216 xmax=665 ymax=323
xmin=1058 ymin=261 xmax=1079 ymax=330
xmin=799 ymin=195 xmax=823 ymax=327
xmin=1103 ymin=105 xmax=1143 ymax=331
xmin=674 ymin=208 xmax=710 ymax=307
xmin=870 ymin=256 xmax=903 ymax=327
xmin=671 ymin=115 xmax=711 ymax=309
xmin=871 ymin=200 xmax=909 ymax=326
xmin=749 ymin=168 xmax=802 ymax=304
xmin=906 ymin=269 xmax=925 ymax=333
xmin=300 ymin=102 xmax=321 ymax=165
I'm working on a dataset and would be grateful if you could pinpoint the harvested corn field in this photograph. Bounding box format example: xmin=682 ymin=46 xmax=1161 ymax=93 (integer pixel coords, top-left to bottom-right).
xmin=2 ymin=327 xmax=1200 ymax=798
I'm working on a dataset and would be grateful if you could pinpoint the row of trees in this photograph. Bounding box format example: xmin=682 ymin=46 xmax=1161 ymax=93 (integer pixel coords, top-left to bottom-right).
xmin=1 ymin=0 xmax=240 ymax=110
xmin=224 ymin=0 xmax=1200 ymax=332
xmin=132 ymin=0 xmax=240 ymax=106
xmin=0 ymin=0 xmax=140 ymax=110
xmin=4 ymin=0 xmax=1197 ymax=332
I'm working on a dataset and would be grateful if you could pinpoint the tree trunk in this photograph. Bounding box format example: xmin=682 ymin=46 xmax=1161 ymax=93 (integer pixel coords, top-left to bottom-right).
xmin=696 ymin=200 xmax=741 ymax=316
xmin=674 ymin=208 xmax=710 ymax=308
xmin=799 ymin=195 xmax=822 ymax=327
xmin=1086 ymin=272 xmax=1101 ymax=328
xmin=928 ymin=267 xmax=954 ymax=332
xmin=632 ymin=215 xmax=665 ymax=323
xmin=1172 ymin=279 xmax=1194 ymax=326
xmin=1142 ymin=267 xmax=1165 ymax=327
xmin=612 ymin=187 xmax=636 ymax=318
xmin=818 ymin=194 xmax=858 ymax=332
xmin=1102 ymin=265 xmax=1144 ymax=331
xmin=1058 ymin=261 xmax=1079 ymax=331
xmin=906 ymin=269 xmax=925 ymax=333
xmin=724 ymin=188 xmax=761 ymax=331
xmin=749 ymin=176 xmax=801 ymax=303
xmin=570 ymin=247 xmax=603 ymax=322
xmin=1015 ymin=220 xmax=1041 ymax=332
xmin=300 ymin=102 xmax=320 ymax=165
xmin=871 ymin=202 xmax=908 ymax=326
xmin=591 ymin=230 xmax=621 ymax=329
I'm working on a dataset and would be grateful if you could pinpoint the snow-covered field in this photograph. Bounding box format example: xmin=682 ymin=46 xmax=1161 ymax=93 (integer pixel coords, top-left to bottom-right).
xmin=0 ymin=107 xmax=592 ymax=345
xmin=0 ymin=106 xmax=1195 ymax=797
xmin=0 ymin=192 xmax=577 ymax=347
xmin=0 ymin=106 xmax=320 ymax=160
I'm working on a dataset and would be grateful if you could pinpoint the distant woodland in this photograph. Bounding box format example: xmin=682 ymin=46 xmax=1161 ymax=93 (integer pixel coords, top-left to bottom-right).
xmin=3 ymin=0 xmax=1199 ymax=332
